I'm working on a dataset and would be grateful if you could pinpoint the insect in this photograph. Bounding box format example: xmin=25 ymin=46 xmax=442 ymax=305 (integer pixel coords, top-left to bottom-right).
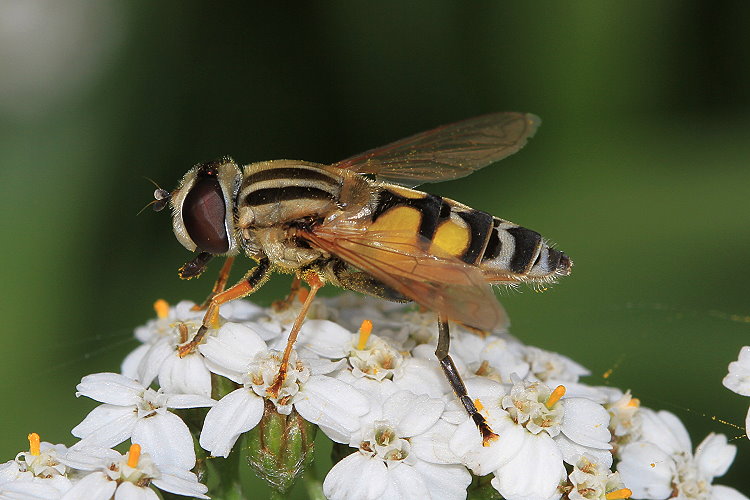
xmin=154 ymin=112 xmax=572 ymax=444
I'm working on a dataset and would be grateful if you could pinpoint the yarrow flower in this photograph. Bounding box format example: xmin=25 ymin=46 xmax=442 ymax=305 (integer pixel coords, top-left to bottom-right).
xmin=723 ymin=345 xmax=750 ymax=440
xmin=0 ymin=433 xmax=72 ymax=499
xmin=450 ymin=377 xmax=612 ymax=499
xmin=617 ymin=409 xmax=748 ymax=500
xmin=60 ymin=443 xmax=208 ymax=499
xmin=71 ymin=372 xmax=214 ymax=469
xmin=2 ymin=292 xmax=748 ymax=499
xmin=323 ymin=386 xmax=470 ymax=500
xmin=197 ymin=321 xmax=369 ymax=457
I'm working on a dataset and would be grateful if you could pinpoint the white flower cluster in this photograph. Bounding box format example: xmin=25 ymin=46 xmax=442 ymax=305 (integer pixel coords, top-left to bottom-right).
xmin=1 ymin=294 xmax=747 ymax=500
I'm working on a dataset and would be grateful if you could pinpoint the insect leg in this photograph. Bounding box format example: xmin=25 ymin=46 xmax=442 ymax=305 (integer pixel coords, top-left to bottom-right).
xmin=191 ymin=256 xmax=236 ymax=311
xmin=177 ymin=257 xmax=271 ymax=357
xmin=270 ymin=276 xmax=303 ymax=313
xmin=267 ymin=273 xmax=324 ymax=397
xmin=178 ymin=252 xmax=214 ymax=279
xmin=436 ymin=317 xmax=498 ymax=445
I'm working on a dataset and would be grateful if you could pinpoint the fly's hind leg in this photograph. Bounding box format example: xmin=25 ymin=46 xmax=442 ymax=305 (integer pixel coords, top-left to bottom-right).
xmin=436 ymin=317 xmax=498 ymax=445
xmin=177 ymin=257 xmax=271 ymax=357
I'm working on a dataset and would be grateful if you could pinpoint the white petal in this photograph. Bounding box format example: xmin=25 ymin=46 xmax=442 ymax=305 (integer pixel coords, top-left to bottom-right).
xmin=449 ymin=414 xmax=524 ymax=475
xmin=296 ymin=319 xmax=350 ymax=358
xmin=61 ymin=445 xmax=121 ymax=471
xmin=71 ymin=405 xmax=137 ymax=447
xmin=163 ymin=393 xmax=215 ymax=409
xmin=136 ymin=338 xmax=173 ymax=387
xmin=559 ymin=398 xmax=611 ymax=449
xmin=711 ymin=484 xmax=750 ymax=500
xmin=412 ymin=461 xmax=471 ymax=500
xmin=323 ymin=452 xmax=387 ymax=500
xmin=157 ymin=353 xmax=212 ymax=398
xmin=132 ymin=413 xmax=195 ymax=470
xmin=694 ymin=433 xmax=736 ymax=479
xmin=114 ymin=482 xmax=159 ymax=500
xmin=76 ymin=373 xmax=144 ymax=406
xmin=383 ymin=462 xmax=429 ymax=499
xmin=294 ymin=376 xmax=369 ymax=437
xmin=152 ymin=465 xmax=209 ymax=499
xmin=640 ymin=409 xmax=691 ymax=455
xmin=198 ymin=322 xmax=267 ymax=373
xmin=199 ymin=388 xmax=264 ymax=458
xmin=60 ymin=471 xmax=116 ymax=500
xmin=382 ymin=392 xmax=443 ymax=438
xmin=0 ymin=480 xmax=66 ymax=500
xmin=722 ymin=346 xmax=750 ymax=396
xmin=491 ymin=433 xmax=565 ymax=500
xmin=411 ymin=420 xmax=462 ymax=465
xmin=121 ymin=344 xmax=150 ymax=380
xmin=554 ymin=432 xmax=612 ymax=468
xmin=393 ymin=358 xmax=451 ymax=398
xmin=616 ymin=441 xmax=675 ymax=499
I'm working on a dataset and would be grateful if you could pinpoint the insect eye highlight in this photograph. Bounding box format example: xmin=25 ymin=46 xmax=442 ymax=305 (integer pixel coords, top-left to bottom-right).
xmin=182 ymin=175 xmax=229 ymax=254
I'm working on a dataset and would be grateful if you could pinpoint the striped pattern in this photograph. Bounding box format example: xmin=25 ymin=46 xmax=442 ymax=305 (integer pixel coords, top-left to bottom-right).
xmin=242 ymin=164 xmax=341 ymax=206
xmin=237 ymin=161 xmax=343 ymax=225
xmin=369 ymin=186 xmax=571 ymax=283
xmin=236 ymin=160 xmax=570 ymax=283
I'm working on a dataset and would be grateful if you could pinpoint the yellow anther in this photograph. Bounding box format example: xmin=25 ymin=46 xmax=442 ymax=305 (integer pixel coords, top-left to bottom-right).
xmin=605 ymin=488 xmax=632 ymax=499
xmin=27 ymin=433 xmax=41 ymax=456
xmin=545 ymin=385 xmax=566 ymax=409
xmin=628 ymin=398 xmax=640 ymax=407
xmin=127 ymin=443 xmax=141 ymax=468
xmin=154 ymin=299 xmax=169 ymax=319
xmin=474 ymin=399 xmax=484 ymax=411
xmin=357 ymin=320 xmax=373 ymax=350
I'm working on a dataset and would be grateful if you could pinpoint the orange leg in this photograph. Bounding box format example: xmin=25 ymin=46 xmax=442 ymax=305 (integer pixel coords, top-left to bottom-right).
xmin=267 ymin=273 xmax=324 ymax=397
xmin=192 ymin=256 xmax=236 ymax=311
xmin=178 ymin=258 xmax=271 ymax=357
xmin=271 ymin=276 xmax=303 ymax=312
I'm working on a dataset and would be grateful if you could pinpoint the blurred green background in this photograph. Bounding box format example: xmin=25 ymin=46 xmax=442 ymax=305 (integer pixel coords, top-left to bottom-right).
xmin=1 ymin=0 xmax=749 ymax=497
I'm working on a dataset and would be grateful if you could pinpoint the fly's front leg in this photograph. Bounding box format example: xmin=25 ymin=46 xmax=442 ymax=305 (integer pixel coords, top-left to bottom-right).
xmin=191 ymin=256 xmax=236 ymax=311
xmin=267 ymin=272 xmax=324 ymax=398
xmin=177 ymin=257 xmax=271 ymax=357
xmin=436 ymin=317 xmax=498 ymax=446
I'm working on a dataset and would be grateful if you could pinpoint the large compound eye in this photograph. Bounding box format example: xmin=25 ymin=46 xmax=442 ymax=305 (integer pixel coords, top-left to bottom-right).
xmin=182 ymin=175 xmax=229 ymax=254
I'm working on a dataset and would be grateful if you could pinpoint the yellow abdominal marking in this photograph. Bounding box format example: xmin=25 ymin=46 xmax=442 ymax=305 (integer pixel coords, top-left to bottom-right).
xmin=357 ymin=320 xmax=373 ymax=350
xmin=369 ymin=206 xmax=422 ymax=233
xmin=27 ymin=433 xmax=41 ymax=456
xmin=153 ymin=299 xmax=169 ymax=319
xmin=430 ymin=218 xmax=469 ymax=257
xmin=127 ymin=443 xmax=141 ymax=468
xmin=606 ymin=488 xmax=633 ymax=499
xmin=545 ymin=385 xmax=566 ymax=409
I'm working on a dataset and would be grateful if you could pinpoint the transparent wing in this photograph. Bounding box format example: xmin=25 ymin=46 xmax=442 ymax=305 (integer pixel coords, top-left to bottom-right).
xmin=301 ymin=218 xmax=508 ymax=331
xmin=332 ymin=112 xmax=540 ymax=187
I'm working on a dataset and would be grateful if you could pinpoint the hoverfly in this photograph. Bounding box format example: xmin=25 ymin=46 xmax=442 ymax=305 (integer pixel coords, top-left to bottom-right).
xmin=154 ymin=112 xmax=571 ymax=444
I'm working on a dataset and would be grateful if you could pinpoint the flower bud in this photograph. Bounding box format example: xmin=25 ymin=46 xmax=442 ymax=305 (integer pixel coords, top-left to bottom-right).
xmin=240 ymin=400 xmax=317 ymax=493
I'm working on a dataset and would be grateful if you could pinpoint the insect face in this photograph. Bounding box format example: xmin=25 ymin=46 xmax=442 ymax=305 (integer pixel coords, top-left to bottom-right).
xmin=169 ymin=158 xmax=242 ymax=256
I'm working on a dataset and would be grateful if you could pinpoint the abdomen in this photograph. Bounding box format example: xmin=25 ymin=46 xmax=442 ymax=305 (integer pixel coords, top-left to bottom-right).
xmin=369 ymin=185 xmax=572 ymax=284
